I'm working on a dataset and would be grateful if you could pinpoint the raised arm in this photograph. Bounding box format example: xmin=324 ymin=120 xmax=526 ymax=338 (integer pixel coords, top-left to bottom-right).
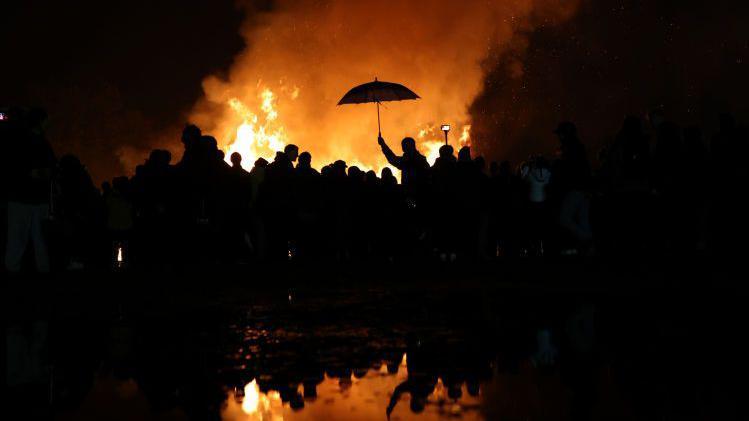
xmin=378 ymin=136 xmax=402 ymax=169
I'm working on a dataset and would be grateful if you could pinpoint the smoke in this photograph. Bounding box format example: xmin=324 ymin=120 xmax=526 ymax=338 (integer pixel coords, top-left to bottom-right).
xmin=188 ymin=0 xmax=580 ymax=170
xmin=469 ymin=0 xmax=749 ymax=164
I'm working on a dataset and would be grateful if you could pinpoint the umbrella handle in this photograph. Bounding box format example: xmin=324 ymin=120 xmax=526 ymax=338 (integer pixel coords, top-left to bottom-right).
xmin=376 ymin=101 xmax=381 ymax=137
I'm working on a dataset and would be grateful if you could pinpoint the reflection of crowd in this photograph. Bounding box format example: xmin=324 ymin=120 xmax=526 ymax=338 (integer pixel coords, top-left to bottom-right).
xmin=3 ymin=106 xmax=748 ymax=272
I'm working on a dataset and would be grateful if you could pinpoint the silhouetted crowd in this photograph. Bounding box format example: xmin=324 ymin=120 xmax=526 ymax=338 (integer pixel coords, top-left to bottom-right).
xmin=3 ymin=106 xmax=748 ymax=272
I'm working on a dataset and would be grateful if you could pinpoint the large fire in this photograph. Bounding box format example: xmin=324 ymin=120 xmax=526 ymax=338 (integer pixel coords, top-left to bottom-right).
xmin=225 ymin=89 xmax=288 ymax=171
xmin=221 ymin=85 xmax=471 ymax=172
xmin=188 ymin=0 xmax=579 ymax=175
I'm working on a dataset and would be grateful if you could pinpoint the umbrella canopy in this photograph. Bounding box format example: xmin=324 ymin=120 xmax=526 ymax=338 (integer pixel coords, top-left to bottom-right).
xmin=338 ymin=78 xmax=420 ymax=135
xmin=337 ymin=79 xmax=420 ymax=105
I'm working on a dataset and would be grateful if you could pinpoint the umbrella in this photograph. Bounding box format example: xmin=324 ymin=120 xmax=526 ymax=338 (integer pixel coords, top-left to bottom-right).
xmin=337 ymin=78 xmax=420 ymax=136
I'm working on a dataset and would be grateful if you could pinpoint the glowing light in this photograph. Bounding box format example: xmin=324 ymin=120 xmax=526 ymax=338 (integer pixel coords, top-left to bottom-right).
xmin=242 ymin=380 xmax=261 ymax=414
xmin=460 ymin=125 xmax=472 ymax=146
xmin=224 ymin=88 xmax=288 ymax=171
xmin=116 ymin=247 xmax=123 ymax=263
xmin=221 ymin=84 xmax=471 ymax=174
xmin=239 ymin=379 xmax=283 ymax=420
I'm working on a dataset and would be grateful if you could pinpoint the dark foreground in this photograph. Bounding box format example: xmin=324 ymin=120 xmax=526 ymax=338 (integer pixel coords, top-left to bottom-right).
xmin=4 ymin=260 xmax=747 ymax=420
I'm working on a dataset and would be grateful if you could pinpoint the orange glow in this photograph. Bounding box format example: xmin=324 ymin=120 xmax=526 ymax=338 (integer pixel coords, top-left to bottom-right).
xmin=187 ymin=0 xmax=580 ymax=174
xmin=233 ymin=379 xmax=283 ymax=420
xmin=220 ymin=355 xmax=485 ymax=421
xmin=224 ymin=89 xmax=288 ymax=171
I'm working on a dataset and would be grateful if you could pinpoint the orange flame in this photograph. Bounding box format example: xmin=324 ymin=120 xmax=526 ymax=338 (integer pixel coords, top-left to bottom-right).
xmin=189 ymin=0 xmax=580 ymax=174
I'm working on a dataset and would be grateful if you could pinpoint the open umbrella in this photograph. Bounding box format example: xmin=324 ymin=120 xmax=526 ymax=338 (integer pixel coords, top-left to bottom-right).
xmin=337 ymin=78 xmax=420 ymax=136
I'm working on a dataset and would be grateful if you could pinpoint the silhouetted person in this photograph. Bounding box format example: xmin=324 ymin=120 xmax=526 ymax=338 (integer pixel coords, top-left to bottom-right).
xmin=5 ymin=108 xmax=55 ymax=273
xmin=294 ymin=151 xmax=321 ymax=260
xmin=430 ymin=144 xmax=458 ymax=261
xmin=550 ymin=122 xmax=592 ymax=255
xmin=551 ymin=122 xmax=591 ymax=198
xmin=597 ymin=116 xmax=652 ymax=255
xmin=262 ymin=144 xmax=299 ymax=260
xmin=55 ymin=154 xmax=103 ymax=270
xmin=225 ymin=152 xmax=252 ymax=262
xmin=454 ymin=146 xmax=485 ymax=260
xmin=177 ymin=124 xmax=202 ymax=170
xmin=386 ymin=335 xmax=438 ymax=418
xmin=520 ymin=155 xmax=551 ymax=256
xmin=377 ymin=135 xmax=429 ymax=199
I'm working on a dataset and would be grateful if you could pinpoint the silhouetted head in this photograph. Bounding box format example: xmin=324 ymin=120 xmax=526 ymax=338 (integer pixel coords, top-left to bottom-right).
xmin=302 ymin=380 xmax=318 ymax=399
xmin=439 ymin=144 xmax=454 ymax=159
xmin=348 ymin=166 xmax=362 ymax=180
xmin=401 ymin=137 xmax=416 ymax=154
xmin=475 ymin=156 xmax=486 ymax=172
xmin=298 ymin=151 xmax=312 ymax=168
xmin=148 ymin=149 xmax=171 ymax=168
xmin=284 ymin=144 xmax=299 ymax=162
xmin=289 ymin=393 xmax=304 ymax=411
xmin=466 ymin=381 xmax=480 ymax=397
xmin=182 ymin=124 xmax=201 ymax=148
xmin=554 ymin=121 xmax=579 ymax=146
xmin=101 ymin=181 xmax=111 ymax=194
xmin=365 ymin=170 xmax=378 ymax=184
xmin=254 ymin=157 xmax=268 ymax=168
xmin=458 ymin=146 xmax=471 ymax=162
xmin=230 ymin=152 xmax=242 ymax=168
xmin=200 ymin=136 xmax=218 ymax=153
xmin=410 ymin=394 xmax=427 ymax=413
xmin=490 ymin=161 xmax=499 ymax=176
xmin=448 ymin=383 xmax=463 ymax=400
xmin=332 ymin=160 xmax=347 ymax=177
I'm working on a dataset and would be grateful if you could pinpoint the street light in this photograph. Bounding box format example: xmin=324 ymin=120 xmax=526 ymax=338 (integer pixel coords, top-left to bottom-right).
xmin=441 ymin=124 xmax=450 ymax=145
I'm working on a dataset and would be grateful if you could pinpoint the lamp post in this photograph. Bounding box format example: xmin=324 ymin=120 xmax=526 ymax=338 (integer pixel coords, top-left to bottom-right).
xmin=441 ymin=124 xmax=450 ymax=145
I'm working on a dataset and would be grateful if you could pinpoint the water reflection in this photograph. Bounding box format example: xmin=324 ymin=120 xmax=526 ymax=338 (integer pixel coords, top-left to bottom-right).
xmin=222 ymin=354 xmax=485 ymax=421
xmin=10 ymin=284 xmax=742 ymax=420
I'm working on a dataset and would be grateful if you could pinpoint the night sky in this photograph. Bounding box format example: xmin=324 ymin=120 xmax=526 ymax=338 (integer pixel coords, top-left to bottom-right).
xmin=3 ymin=0 xmax=748 ymax=182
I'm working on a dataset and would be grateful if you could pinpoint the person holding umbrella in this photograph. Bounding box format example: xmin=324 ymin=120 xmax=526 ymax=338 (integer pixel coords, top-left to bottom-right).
xmin=337 ymin=78 xmax=428 ymax=195
xmin=377 ymin=135 xmax=429 ymax=196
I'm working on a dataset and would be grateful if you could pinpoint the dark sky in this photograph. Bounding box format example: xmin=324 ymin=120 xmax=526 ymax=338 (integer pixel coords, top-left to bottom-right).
xmin=1 ymin=0 xmax=244 ymax=179
xmin=3 ymin=0 xmax=748 ymax=181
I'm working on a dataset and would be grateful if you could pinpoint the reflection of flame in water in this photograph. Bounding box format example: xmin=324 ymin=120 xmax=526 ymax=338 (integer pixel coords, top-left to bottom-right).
xmin=222 ymin=352 xmax=483 ymax=421
xmin=236 ymin=379 xmax=283 ymax=420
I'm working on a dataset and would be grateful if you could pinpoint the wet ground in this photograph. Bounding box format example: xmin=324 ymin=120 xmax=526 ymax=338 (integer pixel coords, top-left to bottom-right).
xmin=4 ymin=259 xmax=747 ymax=420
